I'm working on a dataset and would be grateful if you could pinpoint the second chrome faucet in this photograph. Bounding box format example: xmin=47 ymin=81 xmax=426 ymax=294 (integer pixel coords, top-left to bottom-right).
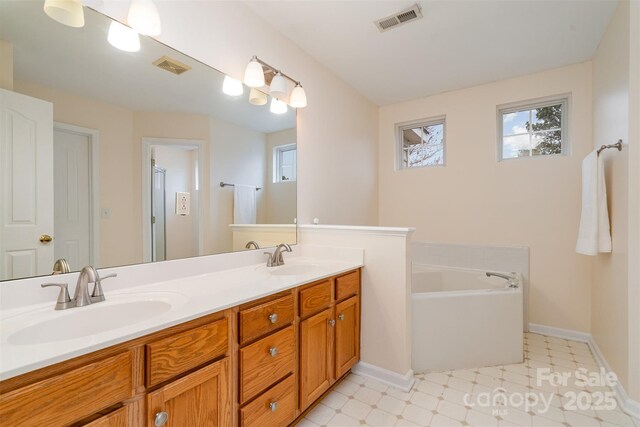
xmin=264 ymin=243 xmax=292 ymax=267
xmin=41 ymin=266 xmax=117 ymax=310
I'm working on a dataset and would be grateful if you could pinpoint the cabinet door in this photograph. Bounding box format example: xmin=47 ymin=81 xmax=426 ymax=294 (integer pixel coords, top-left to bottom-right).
xmin=147 ymin=358 xmax=230 ymax=427
xmin=299 ymin=308 xmax=333 ymax=411
xmin=335 ymin=296 xmax=360 ymax=378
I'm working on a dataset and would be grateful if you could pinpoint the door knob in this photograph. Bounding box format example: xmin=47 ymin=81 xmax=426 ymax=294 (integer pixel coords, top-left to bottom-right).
xmin=39 ymin=234 xmax=53 ymax=243
xmin=154 ymin=411 xmax=169 ymax=427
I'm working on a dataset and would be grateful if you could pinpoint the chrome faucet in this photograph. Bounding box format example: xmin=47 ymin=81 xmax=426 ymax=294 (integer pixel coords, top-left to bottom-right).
xmin=264 ymin=243 xmax=292 ymax=267
xmin=74 ymin=266 xmax=98 ymax=307
xmin=245 ymin=241 xmax=260 ymax=250
xmin=486 ymin=271 xmax=519 ymax=288
xmin=41 ymin=266 xmax=117 ymax=310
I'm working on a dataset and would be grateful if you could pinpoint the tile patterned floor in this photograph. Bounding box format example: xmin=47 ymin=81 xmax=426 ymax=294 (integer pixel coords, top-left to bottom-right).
xmin=300 ymin=333 xmax=640 ymax=427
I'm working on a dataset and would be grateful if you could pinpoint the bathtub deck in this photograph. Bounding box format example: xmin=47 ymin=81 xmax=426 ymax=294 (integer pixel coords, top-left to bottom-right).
xmin=300 ymin=332 xmax=638 ymax=427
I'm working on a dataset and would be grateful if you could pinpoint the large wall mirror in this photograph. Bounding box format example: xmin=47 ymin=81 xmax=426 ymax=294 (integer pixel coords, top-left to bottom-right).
xmin=0 ymin=1 xmax=297 ymax=281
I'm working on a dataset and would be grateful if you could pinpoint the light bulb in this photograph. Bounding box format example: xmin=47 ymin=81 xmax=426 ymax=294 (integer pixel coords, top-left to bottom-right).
xmin=269 ymin=71 xmax=287 ymax=99
xmin=127 ymin=0 xmax=161 ymax=36
xmin=108 ymin=21 xmax=140 ymax=52
xmin=270 ymin=98 xmax=287 ymax=114
xmin=290 ymin=84 xmax=307 ymax=108
xmin=44 ymin=0 xmax=85 ymax=28
xmin=249 ymin=88 xmax=268 ymax=106
xmin=222 ymin=76 xmax=244 ymax=96
xmin=243 ymin=57 xmax=265 ymax=88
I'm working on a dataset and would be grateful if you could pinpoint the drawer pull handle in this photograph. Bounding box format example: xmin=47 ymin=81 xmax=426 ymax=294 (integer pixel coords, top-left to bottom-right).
xmin=269 ymin=401 xmax=278 ymax=412
xmin=329 ymin=319 xmax=336 ymax=327
xmin=155 ymin=411 xmax=169 ymax=427
xmin=269 ymin=346 xmax=278 ymax=357
xmin=338 ymin=313 xmax=345 ymax=321
xmin=268 ymin=313 xmax=278 ymax=323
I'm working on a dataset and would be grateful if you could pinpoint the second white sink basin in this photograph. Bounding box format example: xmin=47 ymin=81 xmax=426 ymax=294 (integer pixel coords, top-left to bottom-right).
xmin=7 ymin=292 xmax=187 ymax=345
xmin=267 ymin=264 xmax=320 ymax=276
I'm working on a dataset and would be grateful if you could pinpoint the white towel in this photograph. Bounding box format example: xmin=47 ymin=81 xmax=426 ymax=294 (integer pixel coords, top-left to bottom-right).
xmin=233 ymin=185 xmax=256 ymax=224
xmin=576 ymin=151 xmax=612 ymax=255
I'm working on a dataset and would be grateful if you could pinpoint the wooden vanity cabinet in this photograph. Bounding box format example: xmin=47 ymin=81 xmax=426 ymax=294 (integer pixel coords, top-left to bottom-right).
xmin=146 ymin=358 xmax=230 ymax=427
xmin=0 ymin=268 xmax=361 ymax=427
xmin=299 ymin=270 xmax=361 ymax=412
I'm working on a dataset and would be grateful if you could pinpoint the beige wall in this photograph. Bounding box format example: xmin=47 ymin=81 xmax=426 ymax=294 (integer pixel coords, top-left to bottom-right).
xmin=96 ymin=1 xmax=379 ymax=227
xmin=379 ymin=63 xmax=594 ymax=332
xmin=0 ymin=40 xmax=13 ymax=91
xmin=591 ymin=0 xmax=630 ymax=392
xmin=209 ymin=116 xmax=267 ymax=254
xmin=265 ymin=128 xmax=297 ymax=224
xmin=15 ymin=81 xmax=140 ymax=268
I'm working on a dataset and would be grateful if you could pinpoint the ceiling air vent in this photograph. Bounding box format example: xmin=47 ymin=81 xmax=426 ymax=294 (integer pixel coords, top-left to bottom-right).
xmin=152 ymin=56 xmax=192 ymax=75
xmin=374 ymin=4 xmax=423 ymax=32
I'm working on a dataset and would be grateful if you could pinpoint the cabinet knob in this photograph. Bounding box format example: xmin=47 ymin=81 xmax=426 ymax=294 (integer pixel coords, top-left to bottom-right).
xmin=338 ymin=313 xmax=345 ymax=321
xmin=268 ymin=313 xmax=278 ymax=324
xmin=329 ymin=319 xmax=336 ymax=327
xmin=269 ymin=401 xmax=278 ymax=412
xmin=269 ymin=346 xmax=278 ymax=357
xmin=154 ymin=411 xmax=169 ymax=427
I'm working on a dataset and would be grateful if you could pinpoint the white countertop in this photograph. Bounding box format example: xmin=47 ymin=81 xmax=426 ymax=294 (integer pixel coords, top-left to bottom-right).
xmin=0 ymin=256 xmax=362 ymax=380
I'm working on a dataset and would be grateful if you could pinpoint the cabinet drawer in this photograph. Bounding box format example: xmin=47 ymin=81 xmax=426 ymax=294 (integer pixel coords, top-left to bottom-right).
xmin=239 ymin=294 xmax=294 ymax=345
xmin=0 ymin=352 xmax=132 ymax=427
xmin=240 ymin=376 xmax=295 ymax=427
xmin=336 ymin=270 xmax=360 ymax=301
xmin=82 ymin=407 xmax=127 ymax=427
xmin=299 ymin=280 xmax=332 ymax=317
xmin=239 ymin=325 xmax=295 ymax=404
xmin=146 ymin=318 xmax=228 ymax=387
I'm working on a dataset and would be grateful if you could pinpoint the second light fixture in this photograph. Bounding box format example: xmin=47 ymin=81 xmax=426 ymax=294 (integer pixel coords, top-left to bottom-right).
xmin=242 ymin=56 xmax=307 ymax=108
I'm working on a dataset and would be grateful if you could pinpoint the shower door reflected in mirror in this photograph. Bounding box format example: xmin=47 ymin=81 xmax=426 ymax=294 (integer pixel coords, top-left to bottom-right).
xmin=152 ymin=166 xmax=166 ymax=263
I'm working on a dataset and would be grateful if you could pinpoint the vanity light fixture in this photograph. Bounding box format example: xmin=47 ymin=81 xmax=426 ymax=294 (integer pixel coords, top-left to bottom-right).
xmin=107 ymin=21 xmax=141 ymax=52
xmin=269 ymin=71 xmax=287 ymax=99
xmin=222 ymin=76 xmax=244 ymax=96
xmin=243 ymin=55 xmax=307 ymax=108
xmin=243 ymin=56 xmax=265 ymax=88
xmin=270 ymin=98 xmax=288 ymax=114
xmin=127 ymin=0 xmax=161 ymax=36
xmin=43 ymin=0 xmax=85 ymax=28
xmin=290 ymin=83 xmax=308 ymax=108
xmin=249 ymin=88 xmax=268 ymax=106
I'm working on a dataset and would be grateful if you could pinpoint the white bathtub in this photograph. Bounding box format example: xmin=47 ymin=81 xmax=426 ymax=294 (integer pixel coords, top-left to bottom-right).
xmin=412 ymin=264 xmax=523 ymax=372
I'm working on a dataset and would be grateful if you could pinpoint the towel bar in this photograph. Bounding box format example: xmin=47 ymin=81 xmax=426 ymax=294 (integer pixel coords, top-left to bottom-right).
xmin=597 ymin=139 xmax=623 ymax=155
xmin=220 ymin=181 xmax=262 ymax=191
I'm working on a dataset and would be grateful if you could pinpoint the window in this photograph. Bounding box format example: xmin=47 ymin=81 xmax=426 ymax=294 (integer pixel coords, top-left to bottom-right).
xmin=273 ymin=144 xmax=296 ymax=183
xmin=498 ymin=96 xmax=568 ymax=160
xmin=397 ymin=117 xmax=445 ymax=169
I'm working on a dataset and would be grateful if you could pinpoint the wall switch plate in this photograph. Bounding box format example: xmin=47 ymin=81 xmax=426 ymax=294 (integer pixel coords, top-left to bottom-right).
xmin=176 ymin=192 xmax=190 ymax=216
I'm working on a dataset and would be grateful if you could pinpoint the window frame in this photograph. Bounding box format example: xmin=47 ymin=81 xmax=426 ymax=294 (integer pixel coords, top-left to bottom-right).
xmin=273 ymin=143 xmax=297 ymax=183
xmin=497 ymin=94 xmax=570 ymax=161
xmin=396 ymin=115 xmax=447 ymax=170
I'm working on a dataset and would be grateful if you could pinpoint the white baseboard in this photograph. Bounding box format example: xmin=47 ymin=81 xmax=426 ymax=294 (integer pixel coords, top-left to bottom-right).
xmin=528 ymin=323 xmax=591 ymax=342
xmin=351 ymin=361 xmax=415 ymax=392
xmin=529 ymin=323 xmax=640 ymax=420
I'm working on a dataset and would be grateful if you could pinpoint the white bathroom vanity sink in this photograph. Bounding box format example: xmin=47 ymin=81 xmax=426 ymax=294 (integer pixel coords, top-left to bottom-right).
xmin=5 ymin=292 xmax=187 ymax=345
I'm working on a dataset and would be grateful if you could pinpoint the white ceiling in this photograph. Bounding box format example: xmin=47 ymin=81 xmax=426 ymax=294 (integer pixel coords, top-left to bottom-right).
xmin=245 ymin=0 xmax=618 ymax=106
xmin=0 ymin=1 xmax=295 ymax=133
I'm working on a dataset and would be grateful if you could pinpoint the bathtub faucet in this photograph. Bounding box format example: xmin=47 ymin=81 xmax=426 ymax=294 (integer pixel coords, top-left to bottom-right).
xmin=486 ymin=271 xmax=519 ymax=288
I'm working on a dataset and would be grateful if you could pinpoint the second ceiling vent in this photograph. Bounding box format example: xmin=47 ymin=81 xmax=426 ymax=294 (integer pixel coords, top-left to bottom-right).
xmin=374 ymin=4 xmax=423 ymax=32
